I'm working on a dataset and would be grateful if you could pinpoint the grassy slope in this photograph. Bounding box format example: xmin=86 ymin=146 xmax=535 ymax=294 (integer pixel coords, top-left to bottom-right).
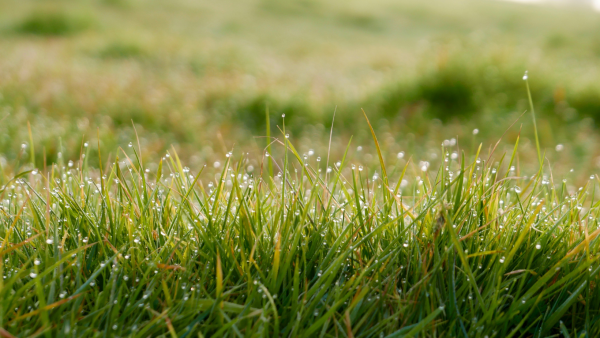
xmin=1 ymin=0 xmax=600 ymax=172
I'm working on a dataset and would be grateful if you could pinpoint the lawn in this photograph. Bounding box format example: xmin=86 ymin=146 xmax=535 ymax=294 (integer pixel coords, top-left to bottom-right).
xmin=1 ymin=0 xmax=600 ymax=172
xmin=2 ymin=108 xmax=600 ymax=336
xmin=2 ymin=0 xmax=600 ymax=336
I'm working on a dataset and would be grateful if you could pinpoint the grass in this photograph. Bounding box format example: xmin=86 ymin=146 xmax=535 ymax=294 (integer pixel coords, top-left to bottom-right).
xmin=2 ymin=106 xmax=600 ymax=336
xmin=2 ymin=0 xmax=600 ymax=169
xmin=97 ymin=41 xmax=149 ymax=60
xmin=3 ymin=2 xmax=600 ymax=334
xmin=15 ymin=10 xmax=92 ymax=37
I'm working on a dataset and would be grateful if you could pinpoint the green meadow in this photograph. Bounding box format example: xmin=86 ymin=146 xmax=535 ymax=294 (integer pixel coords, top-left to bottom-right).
xmin=2 ymin=0 xmax=600 ymax=336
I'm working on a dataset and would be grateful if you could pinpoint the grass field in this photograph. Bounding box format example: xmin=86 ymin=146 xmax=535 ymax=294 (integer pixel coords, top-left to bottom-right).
xmin=2 ymin=0 xmax=600 ymax=172
xmin=3 ymin=0 xmax=600 ymax=336
xmin=2 ymin=107 xmax=600 ymax=336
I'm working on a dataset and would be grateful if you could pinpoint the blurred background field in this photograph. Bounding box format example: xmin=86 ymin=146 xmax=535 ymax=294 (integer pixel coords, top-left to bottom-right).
xmin=1 ymin=0 xmax=600 ymax=182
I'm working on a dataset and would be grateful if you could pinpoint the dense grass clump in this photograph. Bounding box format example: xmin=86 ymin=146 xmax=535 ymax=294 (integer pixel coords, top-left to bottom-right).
xmin=15 ymin=10 xmax=91 ymax=36
xmin=2 ymin=114 xmax=600 ymax=337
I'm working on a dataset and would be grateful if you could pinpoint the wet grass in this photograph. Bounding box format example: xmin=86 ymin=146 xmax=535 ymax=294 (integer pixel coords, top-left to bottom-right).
xmin=2 ymin=2 xmax=600 ymax=333
xmin=2 ymin=104 xmax=600 ymax=336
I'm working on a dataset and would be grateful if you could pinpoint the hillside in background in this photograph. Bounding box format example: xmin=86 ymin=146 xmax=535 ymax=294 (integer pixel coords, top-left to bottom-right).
xmin=1 ymin=0 xmax=600 ymax=180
